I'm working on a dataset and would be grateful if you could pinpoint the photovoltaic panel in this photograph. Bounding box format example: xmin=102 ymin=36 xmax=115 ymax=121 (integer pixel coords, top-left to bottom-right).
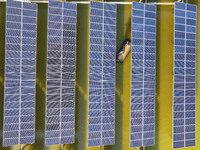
xmin=130 ymin=2 xmax=156 ymax=148
xmin=173 ymin=2 xmax=197 ymax=149
xmin=101 ymin=3 xmax=116 ymax=146
xmin=88 ymin=1 xmax=116 ymax=147
xmin=88 ymin=1 xmax=103 ymax=147
xmin=46 ymin=0 xmax=77 ymax=145
xmin=3 ymin=0 xmax=37 ymax=146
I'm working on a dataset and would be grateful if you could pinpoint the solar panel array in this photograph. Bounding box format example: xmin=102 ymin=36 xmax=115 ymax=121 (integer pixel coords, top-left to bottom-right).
xmin=3 ymin=0 xmax=37 ymax=146
xmin=173 ymin=2 xmax=197 ymax=149
xmin=130 ymin=2 xmax=156 ymax=148
xmin=46 ymin=0 xmax=77 ymax=146
xmin=88 ymin=1 xmax=116 ymax=147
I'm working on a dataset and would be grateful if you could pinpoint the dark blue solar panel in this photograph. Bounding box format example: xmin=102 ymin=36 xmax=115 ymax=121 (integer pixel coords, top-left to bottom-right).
xmin=88 ymin=1 xmax=116 ymax=147
xmin=130 ymin=2 xmax=156 ymax=148
xmin=46 ymin=0 xmax=76 ymax=146
xmin=4 ymin=0 xmax=37 ymax=147
xmin=173 ymin=2 xmax=196 ymax=149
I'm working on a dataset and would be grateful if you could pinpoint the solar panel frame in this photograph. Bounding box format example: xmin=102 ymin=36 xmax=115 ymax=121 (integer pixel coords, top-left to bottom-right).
xmin=173 ymin=2 xmax=197 ymax=149
xmin=3 ymin=0 xmax=37 ymax=146
xmin=130 ymin=2 xmax=156 ymax=148
xmin=45 ymin=0 xmax=77 ymax=146
xmin=88 ymin=1 xmax=116 ymax=147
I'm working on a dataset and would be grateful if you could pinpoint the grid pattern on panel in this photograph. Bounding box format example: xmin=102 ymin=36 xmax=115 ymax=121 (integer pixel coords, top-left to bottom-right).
xmin=101 ymin=3 xmax=116 ymax=146
xmin=173 ymin=2 xmax=197 ymax=149
xmin=4 ymin=0 xmax=37 ymax=146
xmin=46 ymin=0 xmax=76 ymax=146
xmin=130 ymin=2 xmax=156 ymax=148
xmin=88 ymin=1 xmax=103 ymax=147
xmin=88 ymin=1 xmax=116 ymax=147
xmin=61 ymin=1 xmax=76 ymax=145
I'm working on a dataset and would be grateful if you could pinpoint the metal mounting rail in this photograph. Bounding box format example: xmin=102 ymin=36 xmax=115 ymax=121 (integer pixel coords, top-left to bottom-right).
xmin=0 ymin=0 xmax=175 ymax=5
